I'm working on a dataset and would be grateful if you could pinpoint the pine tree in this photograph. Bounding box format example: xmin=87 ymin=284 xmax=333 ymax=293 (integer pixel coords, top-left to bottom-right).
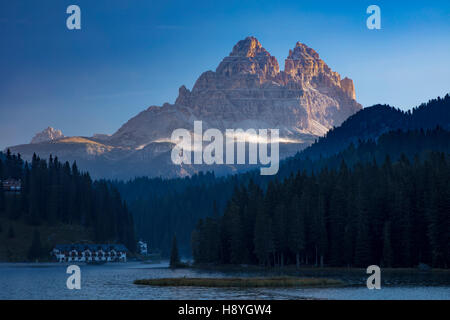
xmin=289 ymin=195 xmax=305 ymax=268
xmin=253 ymin=205 xmax=273 ymax=267
xmin=8 ymin=226 xmax=15 ymax=239
xmin=224 ymin=201 xmax=245 ymax=264
xmin=0 ymin=159 xmax=4 ymax=214
xmin=191 ymin=219 xmax=203 ymax=263
xmin=170 ymin=235 xmax=181 ymax=268
xmin=427 ymin=157 xmax=450 ymax=268
xmin=204 ymin=217 xmax=220 ymax=263
xmin=314 ymin=194 xmax=328 ymax=267
xmin=273 ymin=203 xmax=288 ymax=267
xmin=0 ymin=186 xmax=5 ymax=214
xmin=382 ymin=222 xmax=393 ymax=267
xmin=354 ymin=209 xmax=371 ymax=267
xmin=328 ymin=161 xmax=348 ymax=266
xmin=27 ymin=229 xmax=42 ymax=261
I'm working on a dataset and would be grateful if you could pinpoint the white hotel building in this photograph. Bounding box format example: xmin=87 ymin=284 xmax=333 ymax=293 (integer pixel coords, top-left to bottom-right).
xmin=52 ymin=244 xmax=128 ymax=263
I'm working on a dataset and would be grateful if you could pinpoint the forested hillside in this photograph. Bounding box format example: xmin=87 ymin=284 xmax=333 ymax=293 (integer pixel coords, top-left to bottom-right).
xmin=120 ymin=127 xmax=450 ymax=256
xmin=192 ymin=151 xmax=450 ymax=268
xmin=0 ymin=151 xmax=136 ymax=261
xmin=299 ymin=94 xmax=450 ymax=160
xmin=117 ymin=174 xmax=236 ymax=256
xmin=117 ymin=95 xmax=449 ymax=257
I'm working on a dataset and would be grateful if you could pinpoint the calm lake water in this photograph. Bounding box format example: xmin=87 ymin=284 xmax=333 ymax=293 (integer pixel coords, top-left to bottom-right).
xmin=0 ymin=262 xmax=449 ymax=300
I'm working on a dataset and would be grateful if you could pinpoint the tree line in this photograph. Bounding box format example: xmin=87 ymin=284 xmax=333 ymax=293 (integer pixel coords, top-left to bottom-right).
xmin=0 ymin=151 xmax=136 ymax=253
xmin=118 ymin=127 xmax=450 ymax=257
xmin=116 ymin=94 xmax=449 ymax=258
xmin=192 ymin=152 xmax=449 ymax=268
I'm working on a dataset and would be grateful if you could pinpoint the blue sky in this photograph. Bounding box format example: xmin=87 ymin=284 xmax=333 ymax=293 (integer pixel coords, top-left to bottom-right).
xmin=0 ymin=0 xmax=449 ymax=148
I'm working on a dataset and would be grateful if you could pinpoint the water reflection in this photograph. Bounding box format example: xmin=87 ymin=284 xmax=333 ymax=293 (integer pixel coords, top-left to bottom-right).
xmin=0 ymin=263 xmax=448 ymax=300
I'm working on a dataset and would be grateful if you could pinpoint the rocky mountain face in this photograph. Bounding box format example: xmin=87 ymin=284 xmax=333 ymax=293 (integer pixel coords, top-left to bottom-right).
xmin=8 ymin=37 xmax=362 ymax=179
xmin=30 ymin=127 xmax=65 ymax=144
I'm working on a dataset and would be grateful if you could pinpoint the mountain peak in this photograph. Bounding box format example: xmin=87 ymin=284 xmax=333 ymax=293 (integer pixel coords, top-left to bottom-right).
xmin=214 ymin=36 xmax=279 ymax=79
xmin=288 ymin=42 xmax=320 ymax=60
xmin=30 ymin=127 xmax=64 ymax=144
xmin=230 ymin=36 xmax=268 ymax=57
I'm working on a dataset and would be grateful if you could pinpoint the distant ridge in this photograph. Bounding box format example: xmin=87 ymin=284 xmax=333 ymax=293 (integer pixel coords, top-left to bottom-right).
xmin=297 ymin=94 xmax=450 ymax=161
xmin=30 ymin=127 xmax=64 ymax=144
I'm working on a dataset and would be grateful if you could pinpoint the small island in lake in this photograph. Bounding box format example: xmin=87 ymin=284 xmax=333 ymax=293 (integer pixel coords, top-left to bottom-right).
xmin=133 ymin=277 xmax=344 ymax=288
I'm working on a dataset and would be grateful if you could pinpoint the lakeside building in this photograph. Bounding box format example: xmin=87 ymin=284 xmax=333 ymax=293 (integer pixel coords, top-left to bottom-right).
xmin=51 ymin=244 xmax=128 ymax=263
xmin=137 ymin=240 xmax=148 ymax=255
xmin=0 ymin=179 xmax=22 ymax=192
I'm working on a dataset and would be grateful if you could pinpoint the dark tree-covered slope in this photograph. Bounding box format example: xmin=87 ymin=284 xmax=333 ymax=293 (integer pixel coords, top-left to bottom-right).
xmin=117 ymin=95 xmax=449 ymax=256
xmin=0 ymin=151 xmax=136 ymax=260
xmin=193 ymin=151 xmax=450 ymax=268
xmin=299 ymin=94 xmax=450 ymax=161
xmin=120 ymin=126 xmax=450 ymax=256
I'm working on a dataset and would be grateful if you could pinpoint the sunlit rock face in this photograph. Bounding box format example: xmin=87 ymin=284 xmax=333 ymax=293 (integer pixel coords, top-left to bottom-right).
xmin=9 ymin=37 xmax=362 ymax=179
xmin=30 ymin=127 xmax=65 ymax=144
xmin=110 ymin=37 xmax=361 ymax=149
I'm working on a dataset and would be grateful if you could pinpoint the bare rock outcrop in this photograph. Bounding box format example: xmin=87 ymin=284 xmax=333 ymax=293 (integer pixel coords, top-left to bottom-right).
xmin=30 ymin=127 xmax=65 ymax=144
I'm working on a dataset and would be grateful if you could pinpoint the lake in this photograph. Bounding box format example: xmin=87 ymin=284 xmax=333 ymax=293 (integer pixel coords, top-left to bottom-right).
xmin=0 ymin=262 xmax=449 ymax=300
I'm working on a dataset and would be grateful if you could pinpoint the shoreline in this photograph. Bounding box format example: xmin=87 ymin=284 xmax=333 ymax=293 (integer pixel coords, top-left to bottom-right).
xmin=1 ymin=261 xmax=449 ymax=273
xmin=190 ymin=264 xmax=450 ymax=274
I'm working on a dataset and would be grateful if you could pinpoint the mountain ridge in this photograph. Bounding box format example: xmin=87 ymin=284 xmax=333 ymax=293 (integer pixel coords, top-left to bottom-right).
xmin=8 ymin=37 xmax=362 ymax=179
xmin=298 ymin=94 xmax=450 ymax=161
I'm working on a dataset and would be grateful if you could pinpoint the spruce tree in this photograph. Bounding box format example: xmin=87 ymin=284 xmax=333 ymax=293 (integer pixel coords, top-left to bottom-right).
xmin=228 ymin=203 xmax=244 ymax=264
xmin=7 ymin=226 xmax=15 ymax=239
xmin=253 ymin=206 xmax=273 ymax=267
xmin=0 ymin=187 xmax=5 ymax=214
xmin=27 ymin=229 xmax=42 ymax=261
xmin=382 ymin=222 xmax=393 ymax=267
xmin=289 ymin=195 xmax=305 ymax=268
xmin=170 ymin=235 xmax=181 ymax=268
xmin=191 ymin=219 xmax=203 ymax=263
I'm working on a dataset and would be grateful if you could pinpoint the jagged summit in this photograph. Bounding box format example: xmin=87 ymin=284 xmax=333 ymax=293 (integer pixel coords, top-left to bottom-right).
xmin=215 ymin=36 xmax=280 ymax=80
xmin=30 ymin=127 xmax=64 ymax=144
xmin=210 ymin=37 xmax=357 ymax=101
xmin=283 ymin=41 xmax=356 ymax=100
xmin=229 ymin=36 xmax=268 ymax=57
xmin=288 ymin=42 xmax=320 ymax=60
